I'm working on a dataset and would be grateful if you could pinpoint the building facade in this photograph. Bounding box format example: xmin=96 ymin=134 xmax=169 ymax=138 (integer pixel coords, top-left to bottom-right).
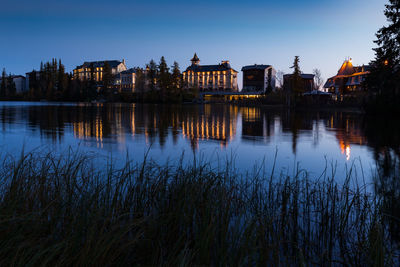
xmin=73 ymin=60 xmax=127 ymax=81
xmin=182 ymin=54 xmax=238 ymax=91
xmin=241 ymin=64 xmax=276 ymax=93
xmin=283 ymin=73 xmax=315 ymax=93
xmin=324 ymin=58 xmax=370 ymax=94
xmin=119 ymin=68 xmax=136 ymax=92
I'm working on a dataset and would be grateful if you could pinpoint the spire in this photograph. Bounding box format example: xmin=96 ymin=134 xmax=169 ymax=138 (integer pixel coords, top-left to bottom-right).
xmin=191 ymin=53 xmax=200 ymax=65
xmin=337 ymin=58 xmax=355 ymax=76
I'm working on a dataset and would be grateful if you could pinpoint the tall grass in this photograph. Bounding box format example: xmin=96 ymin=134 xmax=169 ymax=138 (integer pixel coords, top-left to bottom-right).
xmin=0 ymin=150 xmax=398 ymax=266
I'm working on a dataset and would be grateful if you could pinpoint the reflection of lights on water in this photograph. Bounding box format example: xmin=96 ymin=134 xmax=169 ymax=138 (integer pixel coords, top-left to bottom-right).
xmin=345 ymin=145 xmax=351 ymax=161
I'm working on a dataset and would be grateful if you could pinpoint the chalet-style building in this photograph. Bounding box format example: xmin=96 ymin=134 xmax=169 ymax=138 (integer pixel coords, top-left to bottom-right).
xmin=283 ymin=73 xmax=315 ymax=93
xmin=324 ymin=58 xmax=370 ymax=94
xmin=73 ymin=60 xmax=127 ymax=81
xmin=119 ymin=68 xmax=136 ymax=92
xmin=182 ymin=53 xmax=238 ymax=91
xmin=241 ymin=64 xmax=276 ymax=93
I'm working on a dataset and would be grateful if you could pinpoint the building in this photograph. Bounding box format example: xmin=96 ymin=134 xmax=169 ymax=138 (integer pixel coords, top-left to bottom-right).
xmin=324 ymin=58 xmax=370 ymax=94
xmin=182 ymin=53 xmax=238 ymax=91
xmin=0 ymin=75 xmax=27 ymax=93
xmin=283 ymin=73 xmax=315 ymax=93
xmin=119 ymin=68 xmax=136 ymax=92
xmin=73 ymin=60 xmax=127 ymax=81
xmin=241 ymin=64 xmax=276 ymax=93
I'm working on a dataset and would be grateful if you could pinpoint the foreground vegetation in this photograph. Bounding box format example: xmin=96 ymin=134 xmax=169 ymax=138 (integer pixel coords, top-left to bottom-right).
xmin=0 ymin=151 xmax=399 ymax=266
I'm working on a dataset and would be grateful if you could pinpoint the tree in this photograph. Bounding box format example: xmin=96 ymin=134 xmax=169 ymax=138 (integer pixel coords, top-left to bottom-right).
xmin=276 ymin=70 xmax=285 ymax=89
xmin=367 ymin=0 xmax=400 ymax=98
xmin=147 ymin=60 xmax=158 ymax=91
xmin=171 ymin=61 xmax=181 ymax=94
xmin=7 ymin=74 xmax=16 ymax=96
xmin=135 ymin=68 xmax=146 ymax=94
xmin=313 ymin=68 xmax=324 ymax=91
xmin=102 ymin=62 xmax=113 ymax=91
xmin=290 ymin=56 xmax=303 ymax=95
xmin=158 ymin=56 xmax=170 ymax=99
xmin=0 ymin=69 xmax=6 ymax=98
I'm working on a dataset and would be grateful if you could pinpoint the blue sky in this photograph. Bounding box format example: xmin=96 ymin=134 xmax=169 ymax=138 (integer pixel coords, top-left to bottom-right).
xmin=0 ymin=0 xmax=386 ymax=88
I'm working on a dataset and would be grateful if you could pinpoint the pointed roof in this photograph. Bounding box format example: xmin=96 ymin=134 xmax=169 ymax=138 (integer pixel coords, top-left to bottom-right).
xmin=191 ymin=53 xmax=200 ymax=62
xmin=337 ymin=59 xmax=355 ymax=76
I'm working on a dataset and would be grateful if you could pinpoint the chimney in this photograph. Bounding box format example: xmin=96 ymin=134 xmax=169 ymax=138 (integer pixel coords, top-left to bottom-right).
xmin=122 ymin=59 xmax=126 ymax=66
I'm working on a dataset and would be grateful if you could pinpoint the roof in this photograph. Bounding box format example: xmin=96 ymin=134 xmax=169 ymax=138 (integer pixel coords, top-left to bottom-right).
xmin=76 ymin=60 xmax=124 ymax=69
xmin=241 ymin=64 xmax=272 ymax=71
xmin=337 ymin=59 xmax=355 ymax=76
xmin=185 ymin=64 xmax=238 ymax=73
xmin=303 ymin=90 xmax=331 ymax=96
xmin=191 ymin=53 xmax=200 ymax=62
xmin=284 ymin=73 xmax=315 ymax=79
xmin=121 ymin=68 xmax=136 ymax=74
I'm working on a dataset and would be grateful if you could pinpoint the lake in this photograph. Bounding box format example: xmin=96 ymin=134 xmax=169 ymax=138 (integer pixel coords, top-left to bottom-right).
xmin=0 ymin=102 xmax=398 ymax=182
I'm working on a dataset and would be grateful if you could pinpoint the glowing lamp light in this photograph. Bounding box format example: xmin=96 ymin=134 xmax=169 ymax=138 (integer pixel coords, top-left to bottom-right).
xmin=384 ymin=60 xmax=389 ymax=66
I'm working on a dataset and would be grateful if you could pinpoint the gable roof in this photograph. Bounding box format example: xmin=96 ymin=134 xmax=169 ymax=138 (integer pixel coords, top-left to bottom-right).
xmin=241 ymin=65 xmax=272 ymax=71
xmin=76 ymin=60 xmax=123 ymax=69
xmin=185 ymin=64 xmax=238 ymax=73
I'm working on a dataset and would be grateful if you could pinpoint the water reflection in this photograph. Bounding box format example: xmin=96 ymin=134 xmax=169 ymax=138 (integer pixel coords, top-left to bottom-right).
xmin=0 ymin=103 xmax=399 ymax=167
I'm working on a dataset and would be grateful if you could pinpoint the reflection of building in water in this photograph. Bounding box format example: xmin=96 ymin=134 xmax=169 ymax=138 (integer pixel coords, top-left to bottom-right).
xmin=181 ymin=105 xmax=238 ymax=149
xmin=326 ymin=114 xmax=368 ymax=161
xmin=73 ymin=118 xmax=104 ymax=148
xmin=241 ymin=107 xmax=263 ymax=138
xmin=240 ymin=107 xmax=277 ymax=142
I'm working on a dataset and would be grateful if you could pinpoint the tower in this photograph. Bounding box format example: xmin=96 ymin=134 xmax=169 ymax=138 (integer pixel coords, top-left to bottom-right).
xmin=191 ymin=53 xmax=200 ymax=66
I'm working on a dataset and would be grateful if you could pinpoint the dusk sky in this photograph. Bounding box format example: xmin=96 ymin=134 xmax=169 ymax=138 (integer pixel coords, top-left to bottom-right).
xmin=0 ymin=0 xmax=386 ymax=89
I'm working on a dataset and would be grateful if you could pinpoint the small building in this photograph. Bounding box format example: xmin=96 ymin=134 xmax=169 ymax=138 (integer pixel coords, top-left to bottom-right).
xmin=73 ymin=60 xmax=127 ymax=81
xmin=283 ymin=73 xmax=315 ymax=93
xmin=0 ymin=75 xmax=27 ymax=93
xmin=324 ymin=58 xmax=370 ymax=94
xmin=241 ymin=64 xmax=276 ymax=93
xmin=118 ymin=68 xmax=136 ymax=92
xmin=182 ymin=53 xmax=238 ymax=91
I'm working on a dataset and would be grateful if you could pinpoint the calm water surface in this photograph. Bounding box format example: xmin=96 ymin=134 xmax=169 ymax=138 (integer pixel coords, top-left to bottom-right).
xmin=0 ymin=102 xmax=398 ymax=181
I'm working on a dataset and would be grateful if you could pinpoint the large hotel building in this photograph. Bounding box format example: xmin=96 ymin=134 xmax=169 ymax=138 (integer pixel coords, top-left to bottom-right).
xmin=182 ymin=53 xmax=238 ymax=91
xmin=73 ymin=60 xmax=127 ymax=82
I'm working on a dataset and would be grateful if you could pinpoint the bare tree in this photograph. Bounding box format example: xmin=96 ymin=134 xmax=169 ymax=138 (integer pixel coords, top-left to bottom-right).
xmin=276 ymin=70 xmax=285 ymax=89
xmin=313 ymin=68 xmax=324 ymax=90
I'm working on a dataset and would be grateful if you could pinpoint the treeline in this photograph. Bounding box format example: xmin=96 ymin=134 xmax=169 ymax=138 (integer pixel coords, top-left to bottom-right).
xmin=3 ymin=56 xmax=192 ymax=103
xmin=0 ymin=69 xmax=17 ymax=98
xmin=133 ymin=56 xmax=188 ymax=102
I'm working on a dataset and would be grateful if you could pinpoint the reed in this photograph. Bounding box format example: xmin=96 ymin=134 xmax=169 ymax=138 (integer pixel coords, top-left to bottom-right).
xmin=0 ymin=150 xmax=398 ymax=266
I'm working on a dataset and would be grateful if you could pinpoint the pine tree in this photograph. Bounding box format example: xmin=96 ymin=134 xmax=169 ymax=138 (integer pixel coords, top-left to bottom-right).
xmin=171 ymin=61 xmax=181 ymax=94
xmin=7 ymin=73 xmax=16 ymax=96
xmin=367 ymin=0 xmax=400 ymax=98
xmin=158 ymin=56 xmax=170 ymax=100
xmin=102 ymin=62 xmax=113 ymax=97
xmin=0 ymin=69 xmax=6 ymax=98
xmin=148 ymin=60 xmax=158 ymax=91
xmin=290 ymin=56 xmax=303 ymax=95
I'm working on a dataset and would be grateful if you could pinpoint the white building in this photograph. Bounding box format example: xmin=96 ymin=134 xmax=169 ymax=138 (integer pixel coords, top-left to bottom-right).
xmin=182 ymin=53 xmax=238 ymax=91
xmin=73 ymin=60 xmax=127 ymax=81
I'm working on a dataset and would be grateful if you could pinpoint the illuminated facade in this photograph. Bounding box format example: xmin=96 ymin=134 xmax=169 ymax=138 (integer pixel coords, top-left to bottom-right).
xmin=73 ymin=60 xmax=127 ymax=81
xmin=324 ymin=58 xmax=370 ymax=94
xmin=241 ymin=64 xmax=276 ymax=93
xmin=119 ymin=68 xmax=136 ymax=92
xmin=182 ymin=53 xmax=238 ymax=91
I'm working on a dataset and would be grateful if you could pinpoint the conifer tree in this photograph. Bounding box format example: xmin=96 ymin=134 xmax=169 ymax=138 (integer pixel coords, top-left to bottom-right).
xmin=171 ymin=61 xmax=181 ymax=94
xmin=0 ymin=69 xmax=6 ymax=98
xmin=367 ymin=0 xmax=400 ymax=98
xmin=148 ymin=60 xmax=158 ymax=91
xmin=158 ymin=56 xmax=170 ymax=99
xmin=7 ymin=74 xmax=16 ymax=96
xmin=290 ymin=56 xmax=303 ymax=95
